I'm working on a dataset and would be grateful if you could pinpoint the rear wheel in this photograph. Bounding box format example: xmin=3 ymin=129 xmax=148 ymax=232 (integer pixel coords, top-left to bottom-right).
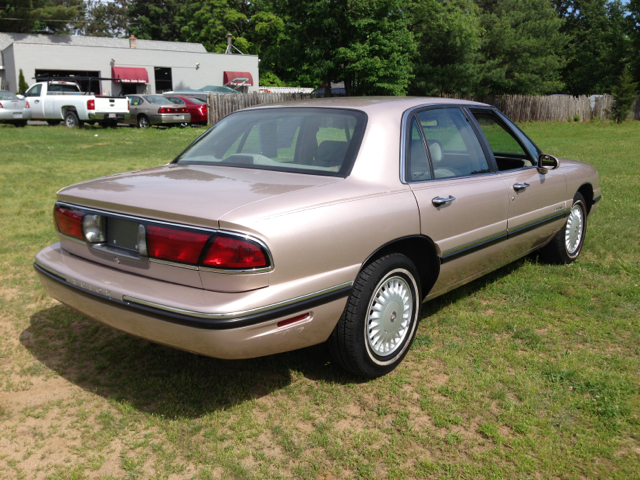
xmin=329 ymin=254 xmax=421 ymax=378
xmin=64 ymin=111 xmax=82 ymax=128
xmin=137 ymin=115 xmax=150 ymax=129
xmin=539 ymin=192 xmax=587 ymax=264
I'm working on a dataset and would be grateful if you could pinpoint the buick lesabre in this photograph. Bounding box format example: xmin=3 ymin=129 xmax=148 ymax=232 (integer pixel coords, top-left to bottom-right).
xmin=34 ymin=97 xmax=601 ymax=377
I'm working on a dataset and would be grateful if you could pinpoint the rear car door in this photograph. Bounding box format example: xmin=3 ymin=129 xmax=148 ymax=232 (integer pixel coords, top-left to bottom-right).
xmin=405 ymin=107 xmax=510 ymax=296
xmin=127 ymin=96 xmax=142 ymax=123
xmin=468 ymin=108 xmax=567 ymax=259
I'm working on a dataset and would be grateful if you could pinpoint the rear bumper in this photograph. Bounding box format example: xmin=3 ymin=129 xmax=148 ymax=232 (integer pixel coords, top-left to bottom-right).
xmin=34 ymin=244 xmax=350 ymax=359
xmin=0 ymin=110 xmax=31 ymax=121
xmin=150 ymin=113 xmax=192 ymax=125
xmin=88 ymin=113 xmax=130 ymax=121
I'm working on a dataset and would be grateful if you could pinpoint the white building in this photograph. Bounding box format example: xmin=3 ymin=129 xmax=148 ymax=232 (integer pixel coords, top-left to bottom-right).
xmin=0 ymin=33 xmax=258 ymax=96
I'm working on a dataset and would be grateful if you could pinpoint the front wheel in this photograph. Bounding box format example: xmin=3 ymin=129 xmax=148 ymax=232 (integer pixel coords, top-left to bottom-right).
xmin=329 ymin=254 xmax=421 ymax=378
xmin=539 ymin=192 xmax=587 ymax=264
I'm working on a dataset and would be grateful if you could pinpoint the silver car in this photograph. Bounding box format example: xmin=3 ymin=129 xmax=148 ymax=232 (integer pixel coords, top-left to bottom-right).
xmin=125 ymin=94 xmax=191 ymax=128
xmin=0 ymin=90 xmax=32 ymax=126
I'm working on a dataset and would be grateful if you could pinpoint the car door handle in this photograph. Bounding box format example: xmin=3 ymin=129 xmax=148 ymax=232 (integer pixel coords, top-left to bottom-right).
xmin=513 ymin=183 xmax=530 ymax=191
xmin=432 ymin=196 xmax=456 ymax=207
xmin=34 ymin=99 xmax=40 ymax=103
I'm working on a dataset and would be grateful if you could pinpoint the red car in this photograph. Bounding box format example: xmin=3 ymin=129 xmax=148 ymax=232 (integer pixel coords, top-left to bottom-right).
xmin=164 ymin=96 xmax=208 ymax=125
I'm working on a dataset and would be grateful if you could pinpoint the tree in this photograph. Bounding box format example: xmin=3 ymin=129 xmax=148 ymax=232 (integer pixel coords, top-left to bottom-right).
xmin=128 ymin=0 xmax=184 ymax=42
xmin=82 ymin=0 xmax=128 ymax=37
xmin=476 ymin=0 xmax=567 ymax=95
xmin=18 ymin=68 xmax=28 ymax=93
xmin=607 ymin=67 xmax=638 ymax=123
xmin=409 ymin=0 xmax=483 ymax=96
xmin=552 ymin=0 xmax=632 ymax=95
xmin=629 ymin=0 xmax=640 ymax=85
xmin=279 ymin=0 xmax=417 ymax=95
xmin=0 ymin=0 xmax=83 ymax=34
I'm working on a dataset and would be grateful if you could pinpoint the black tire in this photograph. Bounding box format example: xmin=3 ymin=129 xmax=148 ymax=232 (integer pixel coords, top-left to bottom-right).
xmin=46 ymin=120 xmax=61 ymax=126
xmin=64 ymin=111 xmax=82 ymax=128
xmin=329 ymin=253 xmax=421 ymax=378
xmin=137 ymin=115 xmax=150 ymax=129
xmin=539 ymin=192 xmax=587 ymax=265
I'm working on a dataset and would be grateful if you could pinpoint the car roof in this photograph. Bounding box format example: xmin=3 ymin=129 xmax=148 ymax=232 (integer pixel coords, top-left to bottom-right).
xmin=244 ymin=96 xmax=490 ymax=118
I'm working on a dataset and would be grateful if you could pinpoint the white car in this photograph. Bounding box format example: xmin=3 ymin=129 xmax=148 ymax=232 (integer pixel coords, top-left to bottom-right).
xmin=0 ymin=90 xmax=31 ymax=127
xmin=24 ymin=81 xmax=130 ymax=128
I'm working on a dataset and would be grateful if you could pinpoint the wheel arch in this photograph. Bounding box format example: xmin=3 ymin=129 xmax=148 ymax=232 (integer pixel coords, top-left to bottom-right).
xmin=577 ymin=182 xmax=593 ymax=214
xmin=360 ymin=235 xmax=440 ymax=300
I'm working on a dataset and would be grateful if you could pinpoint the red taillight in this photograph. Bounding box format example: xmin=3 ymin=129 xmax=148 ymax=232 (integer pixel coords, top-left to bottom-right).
xmin=127 ymin=99 xmax=130 ymax=110
xmin=54 ymin=206 xmax=84 ymax=240
xmin=0 ymin=103 xmax=3 ymax=109
xmin=26 ymin=101 xmax=30 ymax=108
xmin=202 ymin=236 xmax=268 ymax=269
xmin=158 ymin=107 xmax=187 ymax=114
xmin=146 ymin=225 xmax=209 ymax=265
xmin=87 ymin=99 xmax=95 ymax=111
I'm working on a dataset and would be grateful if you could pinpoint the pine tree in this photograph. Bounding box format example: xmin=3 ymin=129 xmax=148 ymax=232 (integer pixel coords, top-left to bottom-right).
xmin=18 ymin=69 xmax=29 ymax=94
xmin=608 ymin=67 xmax=639 ymax=123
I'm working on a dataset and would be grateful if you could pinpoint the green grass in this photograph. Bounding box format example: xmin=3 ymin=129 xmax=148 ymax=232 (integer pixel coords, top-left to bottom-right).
xmin=0 ymin=120 xmax=639 ymax=479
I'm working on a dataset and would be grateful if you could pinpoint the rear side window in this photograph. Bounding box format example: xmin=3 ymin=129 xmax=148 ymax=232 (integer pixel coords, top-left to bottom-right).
xmin=409 ymin=108 xmax=490 ymax=180
xmin=176 ymin=108 xmax=367 ymax=177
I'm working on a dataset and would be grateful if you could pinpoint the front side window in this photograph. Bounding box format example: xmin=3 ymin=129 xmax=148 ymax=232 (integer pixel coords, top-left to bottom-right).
xmin=26 ymin=84 xmax=42 ymax=97
xmin=410 ymin=108 xmax=490 ymax=180
xmin=471 ymin=111 xmax=534 ymax=170
xmin=176 ymin=108 xmax=367 ymax=177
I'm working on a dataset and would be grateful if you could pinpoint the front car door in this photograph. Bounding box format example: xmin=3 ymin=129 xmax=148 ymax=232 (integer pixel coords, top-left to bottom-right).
xmin=468 ymin=108 xmax=567 ymax=260
xmin=25 ymin=84 xmax=44 ymax=119
xmin=404 ymin=106 xmax=510 ymax=298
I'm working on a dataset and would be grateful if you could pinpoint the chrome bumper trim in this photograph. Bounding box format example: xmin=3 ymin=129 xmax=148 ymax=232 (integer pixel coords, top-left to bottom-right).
xmin=34 ymin=261 xmax=351 ymax=330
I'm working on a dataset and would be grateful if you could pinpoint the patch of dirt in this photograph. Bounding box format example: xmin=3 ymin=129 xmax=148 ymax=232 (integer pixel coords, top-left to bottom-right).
xmin=0 ymin=286 xmax=21 ymax=300
xmin=482 ymin=309 xmax=495 ymax=316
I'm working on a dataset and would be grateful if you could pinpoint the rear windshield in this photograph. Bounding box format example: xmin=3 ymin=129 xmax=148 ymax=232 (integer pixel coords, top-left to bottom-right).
xmin=48 ymin=84 xmax=80 ymax=93
xmin=165 ymin=97 xmax=186 ymax=104
xmin=145 ymin=95 xmax=172 ymax=105
xmin=175 ymin=108 xmax=367 ymax=177
xmin=0 ymin=91 xmax=17 ymax=100
xmin=188 ymin=97 xmax=207 ymax=104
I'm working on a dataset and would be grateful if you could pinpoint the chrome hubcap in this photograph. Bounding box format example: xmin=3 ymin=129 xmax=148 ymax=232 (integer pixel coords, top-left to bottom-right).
xmin=565 ymin=203 xmax=584 ymax=255
xmin=366 ymin=275 xmax=413 ymax=357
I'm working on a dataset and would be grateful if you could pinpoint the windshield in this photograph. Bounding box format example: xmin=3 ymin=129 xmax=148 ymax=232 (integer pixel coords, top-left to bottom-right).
xmin=176 ymin=108 xmax=367 ymax=177
xmin=0 ymin=91 xmax=18 ymax=100
xmin=145 ymin=95 xmax=172 ymax=105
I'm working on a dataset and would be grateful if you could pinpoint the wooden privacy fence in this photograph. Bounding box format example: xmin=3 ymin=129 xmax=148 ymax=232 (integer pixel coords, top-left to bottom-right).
xmin=206 ymin=92 xmax=311 ymax=125
xmin=205 ymin=92 xmax=640 ymax=126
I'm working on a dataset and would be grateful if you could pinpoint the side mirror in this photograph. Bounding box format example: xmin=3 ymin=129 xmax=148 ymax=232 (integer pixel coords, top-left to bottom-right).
xmin=537 ymin=154 xmax=560 ymax=174
xmin=17 ymin=93 xmax=25 ymax=99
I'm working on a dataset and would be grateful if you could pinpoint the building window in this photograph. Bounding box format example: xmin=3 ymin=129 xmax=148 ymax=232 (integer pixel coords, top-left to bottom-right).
xmin=154 ymin=67 xmax=172 ymax=93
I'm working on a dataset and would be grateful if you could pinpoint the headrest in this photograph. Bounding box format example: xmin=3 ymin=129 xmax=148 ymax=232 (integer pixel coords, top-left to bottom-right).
xmin=317 ymin=141 xmax=349 ymax=167
xmin=428 ymin=141 xmax=443 ymax=162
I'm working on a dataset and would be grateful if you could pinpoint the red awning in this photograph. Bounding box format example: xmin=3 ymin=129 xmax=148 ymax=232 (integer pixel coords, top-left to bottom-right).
xmin=223 ymin=71 xmax=254 ymax=86
xmin=112 ymin=67 xmax=149 ymax=84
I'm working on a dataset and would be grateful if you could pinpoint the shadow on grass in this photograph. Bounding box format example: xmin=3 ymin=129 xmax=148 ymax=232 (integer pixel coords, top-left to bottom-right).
xmin=21 ymin=257 xmax=529 ymax=419
xmin=22 ymin=305 xmax=362 ymax=419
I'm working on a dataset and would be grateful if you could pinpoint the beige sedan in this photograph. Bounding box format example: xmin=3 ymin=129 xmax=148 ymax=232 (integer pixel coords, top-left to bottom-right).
xmin=34 ymin=97 xmax=600 ymax=377
xmin=125 ymin=94 xmax=191 ymax=128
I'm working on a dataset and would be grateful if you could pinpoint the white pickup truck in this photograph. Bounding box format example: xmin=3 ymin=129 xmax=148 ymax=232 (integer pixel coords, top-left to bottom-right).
xmin=23 ymin=81 xmax=130 ymax=128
